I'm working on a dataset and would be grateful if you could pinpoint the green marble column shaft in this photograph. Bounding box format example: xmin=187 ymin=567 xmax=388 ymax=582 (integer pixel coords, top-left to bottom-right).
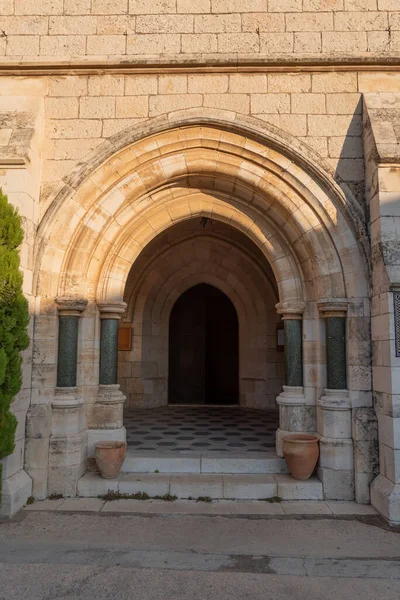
xmin=57 ymin=315 xmax=79 ymax=387
xmin=99 ymin=318 xmax=119 ymax=385
xmin=326 ymin=317 xmax=347 ymax=389
xmin=284 ymin=319 xmax=303 ymax=387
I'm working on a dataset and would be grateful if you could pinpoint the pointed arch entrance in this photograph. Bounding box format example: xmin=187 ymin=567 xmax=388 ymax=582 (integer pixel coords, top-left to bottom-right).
xmin=169 ymin=283 xmax=239 ymax=406
xmin=32 ymin=109 xmax=372 ymax=505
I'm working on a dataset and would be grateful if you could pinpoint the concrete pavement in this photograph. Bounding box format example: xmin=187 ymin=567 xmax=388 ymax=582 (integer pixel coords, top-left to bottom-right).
xmin=1 ymin=509 xmax=400 ymax=599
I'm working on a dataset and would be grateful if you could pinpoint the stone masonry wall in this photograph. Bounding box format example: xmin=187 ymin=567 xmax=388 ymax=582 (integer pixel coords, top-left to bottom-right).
xmin=35 ymin=70 xmax=397 ymax=221
xmin=0 ymin=1 xmax=399 ymax=57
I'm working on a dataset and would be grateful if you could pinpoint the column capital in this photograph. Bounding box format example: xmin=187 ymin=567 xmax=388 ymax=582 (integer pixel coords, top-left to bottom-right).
xmin=317 ymin=298 xmax=348 ymax=318
xmin=97 ymin=301 xmax=127 ymax=320
xmin=55 ymin=296 xmax=88 ymax=317
xmin=275 ymin=300 xmax=305 ymax=320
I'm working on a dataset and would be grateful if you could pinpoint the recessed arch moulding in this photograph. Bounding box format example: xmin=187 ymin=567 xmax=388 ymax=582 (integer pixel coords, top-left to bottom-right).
xmin=119 ymin=219 xmax=284 ymax=410
xmin=29 ymin=112 xmax=372 ymax=502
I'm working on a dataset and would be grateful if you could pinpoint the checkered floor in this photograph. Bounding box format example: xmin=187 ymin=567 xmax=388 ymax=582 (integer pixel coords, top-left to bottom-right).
xmin=124 ymin=406 xmax=278 ymax=453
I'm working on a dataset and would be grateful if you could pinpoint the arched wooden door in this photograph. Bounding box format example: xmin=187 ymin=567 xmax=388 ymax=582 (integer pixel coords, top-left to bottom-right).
xmin=168 ymin=284 xmax=239 ymax=405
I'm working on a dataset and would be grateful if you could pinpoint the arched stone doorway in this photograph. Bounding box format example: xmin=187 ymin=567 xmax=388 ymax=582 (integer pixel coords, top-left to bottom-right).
xmin=31 ymin=111 xmax=372 ymax=506
xmin=168 ymin=283 xmax=239 ymax=406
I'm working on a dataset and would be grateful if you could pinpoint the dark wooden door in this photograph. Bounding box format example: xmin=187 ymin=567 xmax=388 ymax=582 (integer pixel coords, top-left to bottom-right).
xmin=168 ymin=284 xmax=238 ymax=405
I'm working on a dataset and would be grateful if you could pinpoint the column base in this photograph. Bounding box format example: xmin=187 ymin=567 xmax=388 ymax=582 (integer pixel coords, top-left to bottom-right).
xmin=92 ymin=384 xmax=126 ymax=429
xmin=48 ymin=387 xmax=87 ymax=497
xmin=276 ymin=386 xmax=306 ymax=406
xmin=371 ymin=474 xmax=400 ymax=524
xmin=276 ymin=387 xmax=316 ymax=457
xmin=0 ymin=470 xmax=32 ymax=517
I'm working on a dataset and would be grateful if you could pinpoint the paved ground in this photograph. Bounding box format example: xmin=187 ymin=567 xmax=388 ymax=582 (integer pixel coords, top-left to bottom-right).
xmin=1 ymin=506 xmax=400 ymax=599
xmin=124 ymin=405 xmax=278 ymax=452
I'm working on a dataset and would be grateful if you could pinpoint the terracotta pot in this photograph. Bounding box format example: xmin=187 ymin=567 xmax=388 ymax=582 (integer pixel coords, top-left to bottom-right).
xmin=95 ymin=441 xmax=127 ymax=479
xmin=282 ymin=434 xmax=319 ymax=481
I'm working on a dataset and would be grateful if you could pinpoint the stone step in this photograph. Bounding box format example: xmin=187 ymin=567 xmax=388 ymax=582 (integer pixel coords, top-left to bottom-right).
xmin=121 ymin=449 xmax=289 ymax=474
xmin=78 ymin=472 xmax=323 ymax=501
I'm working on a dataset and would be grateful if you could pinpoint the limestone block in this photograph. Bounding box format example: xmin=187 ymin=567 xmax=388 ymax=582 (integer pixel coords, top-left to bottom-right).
xmin=51 ymin=404 xmax=85 ymax=437
xmin=242 ymin=13 xmax=285 ymax=33
xmin=128 ymin=0 xmax=176 ymax=14
xmin=177 ymin=0 xmax=210 ymax=12
xmin=371 ymin=475 xmax=400 ymax=524
xmin=48 ymin=435 xmax=86 ymax=468
xmin=355 ymin=472 xmax=374 ymax=505
xmin=317 ymin=406 xmax=352 ymax=439
xmin=26 ymin=403 xmax=52 ymax=439
xmin=286 ymin=12 xmax=333 ymax=32
xmin=294 ymin=33 xmax=322 ymax=53
xmin=379 ymin=443 xmax=400 ymax=484
xmin=47 ymin=462 xmax=86 ymax=497
xmin=1 ymin=439 xmax=24 ymax=480
xmin=378 ymin=415 xmax=400 ymax=450
xmin=24 ymin=438 xmax=50 ymax=471
xmin=218 ymin=33 xmax=259 ymax=53
xmin=87 ymin=34 xmax=126 ymax=55
xmin=0 ymin=470 xmax=32 ymax=518
xmin=260 ymin=33 xmax=294 ymax=53
xmin=40 ymin=35 xmax=86 ymax=56
xmin=181 ymin=34 xmax=217 ymax=53
xmin=189 ymin=74 xmax=229 ymax=94
xmin=92 ymin=0 xmax=128 ymax=14
xmin=80 ymin=97 xmax=115 ymax=119
xmin=268 ymin=73 xmax=311 ymax=93
xmin=127 ymin=34 xmax=181 ymax=55
xmin=49 ymin=16 xmax=97 ymax=35
xmin=194 ymin=14 xmax=241 ymax=33
xmin=319 ymin=437 xmax=354 ymax=471
xmin=136 ymin=15 xmax=193 ymax=34
xmin=312 ymin=73 xmax=358 ymax=93
xmin=317 ymin=466 xmax=355 ymax=501
xmin=269 ymin=0 xmax=302 ymax=10
xmin=251 ymin=94 xmax=290 ymax=114
xmin=279 ymin=405 xmax=316 ymax=432
xmin=291 ymin=94 xmax=326 ymax=114
xmin=89 ymin=402 xmax=124 ymax=430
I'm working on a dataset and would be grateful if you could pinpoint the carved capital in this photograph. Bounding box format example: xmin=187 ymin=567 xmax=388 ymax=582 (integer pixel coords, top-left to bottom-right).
xmin=317 ymin=298 xmax=348 ymax=318
xmin=97 ymin=301 xmax=127 ymax=320
xmin=275 ymin=300 xmax=305 ymax=320
xmin=55 ymin=296 xmax=88 ymax=317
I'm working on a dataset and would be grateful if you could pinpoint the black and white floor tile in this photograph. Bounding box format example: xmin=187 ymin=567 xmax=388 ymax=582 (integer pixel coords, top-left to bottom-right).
xmin=124 ymin=406 xmax=278 ymax=453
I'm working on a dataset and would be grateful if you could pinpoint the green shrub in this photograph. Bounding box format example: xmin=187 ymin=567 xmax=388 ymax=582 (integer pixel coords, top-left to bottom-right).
xmin=0 ymin=189 xmax=30 ymax=504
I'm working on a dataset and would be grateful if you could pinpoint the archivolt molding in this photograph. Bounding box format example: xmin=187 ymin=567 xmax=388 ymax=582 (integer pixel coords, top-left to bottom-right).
xmin=124 ymin=234 xmax=277 ymax=337
xmin=35 ymin=111 xmax=369 ymax=307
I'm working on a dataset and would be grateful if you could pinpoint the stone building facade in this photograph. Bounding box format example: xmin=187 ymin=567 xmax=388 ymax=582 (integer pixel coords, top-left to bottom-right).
xmin=0 ymin=0 xmax=399 ymax=524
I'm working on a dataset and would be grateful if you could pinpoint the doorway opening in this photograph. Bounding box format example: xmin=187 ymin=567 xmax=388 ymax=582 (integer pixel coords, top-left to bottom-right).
xmin=168 ymin=283 xmax=239 ymax=405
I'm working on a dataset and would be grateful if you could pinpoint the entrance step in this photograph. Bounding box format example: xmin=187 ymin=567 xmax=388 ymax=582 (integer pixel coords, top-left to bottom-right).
xmin=78 ymin=472 xmax=323 ymax=501
xmin=121 ymin=449 xmax=289 ymax=475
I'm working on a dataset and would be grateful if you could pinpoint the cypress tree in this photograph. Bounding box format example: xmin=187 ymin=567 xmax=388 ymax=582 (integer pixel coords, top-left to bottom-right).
xmin=0 ymin=189 xmax=29 ymax=503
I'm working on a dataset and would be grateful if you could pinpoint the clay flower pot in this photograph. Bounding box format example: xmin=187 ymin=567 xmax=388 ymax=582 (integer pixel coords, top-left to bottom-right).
xmin=95 ymin=441 xmax=127 ymax=479
xmin=283 ymin=435 xmax=319 ymax=481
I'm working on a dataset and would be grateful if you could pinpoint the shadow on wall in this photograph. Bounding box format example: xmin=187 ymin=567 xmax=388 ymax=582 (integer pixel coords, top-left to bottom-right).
xmin=334 ymin=98 xmax=365 ymax=215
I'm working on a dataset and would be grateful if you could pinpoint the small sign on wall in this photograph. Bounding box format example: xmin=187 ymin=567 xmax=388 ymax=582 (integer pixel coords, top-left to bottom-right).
xmin=276 ymin=323 xmax=284 ymax=352
xmin=118 ymin=327 xmax=132 ymax=351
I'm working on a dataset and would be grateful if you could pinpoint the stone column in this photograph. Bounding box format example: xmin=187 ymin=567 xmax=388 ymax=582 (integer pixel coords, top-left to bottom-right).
xmin=275 ymin=301 xmax=315 ymax=457
xmin=48 ymin=297 xmax=88 ymax=496
xmin=317 ymin=299 xmax=354 ymax=500
xmin=87 ymin=302 xmax=127 ymax=459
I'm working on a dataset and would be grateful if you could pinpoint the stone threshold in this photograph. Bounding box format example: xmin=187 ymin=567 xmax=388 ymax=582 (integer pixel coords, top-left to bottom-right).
xmin=78 ymin=472 xmax=322 ymax=501
xmin=122 ymin=449 xmax=289 ymax=474
xmin=24 ymin=497 xmax=378 ymax=517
